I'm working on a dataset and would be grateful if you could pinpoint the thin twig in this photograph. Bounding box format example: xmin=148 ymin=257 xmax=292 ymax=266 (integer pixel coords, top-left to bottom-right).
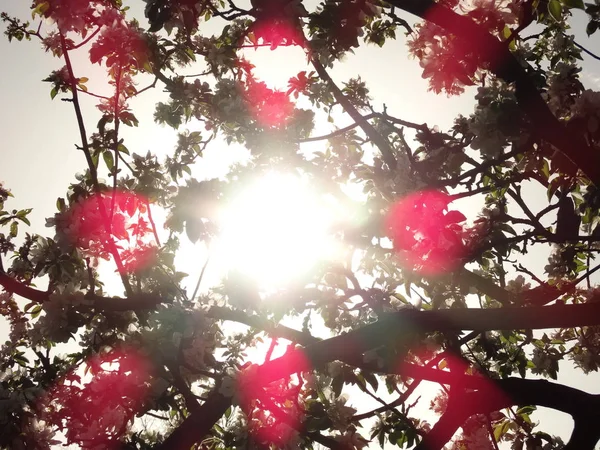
xmin=59 ymin=32 xmax=132 ymax=296
xmin=570 ymin=35 xmax=600 ymax=61
xmin=191 ymin=252 xmax=210 ymax=301
xmin=146 ymin=200 xmax=161 ymax=247
xmin=110 ymin=66 xmax=123 ymax=220
xmin=264 ymin=337 xmax=278 ymax=363
xmin=486 ymin=414 xmax=501 ymax=450
xmin=69 ymin=26 xmax=101 ymax=50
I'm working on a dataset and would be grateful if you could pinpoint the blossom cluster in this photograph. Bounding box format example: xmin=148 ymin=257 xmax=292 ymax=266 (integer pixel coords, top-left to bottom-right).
xmin=469 ymin=79 xmax=521 ymax=158
xmin=32 ymin=0 xmax=110 ymax=34
xmin=450 ymin=414 xmax=494 ymax=450
xmin=89 ymin=20 xmax=148 ymax=72
xmin=141 ymin=305 xmax=217 ymax=380
xmin=0 ymin=383 xmax=56 ymax=449
xmin=29 ymin=288 xmax=88 ymax=345
xmin=40 ymin=350 xmax=151 ymax=448
xmin=570 ymin=89 xmax=600 ymax=143
xmin=408 ymin=0 xmax=517 ymax=95
xmin=46 ymin=191 xmax=156 ymax=271
xmin=310 ymin=0 xmax=382 ymax=65
xmin=570 ymin=325 xmax=600 ymax=373
xmin=386 ymin=190 xmax=470 ymax=273
xmin=0 ymin=292 xmax=27 ymax=344
xmin=544 ymin=63 xmax=583 ymax=119
xmin=531 ymin=346 xmax=560 ymax=377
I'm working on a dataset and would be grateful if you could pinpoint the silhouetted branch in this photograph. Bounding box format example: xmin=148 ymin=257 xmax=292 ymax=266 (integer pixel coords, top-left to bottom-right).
xmin=387 ymin=0 xmax=600 ymax=185
xmin=309 ymin=55 xmax=398 ymax=170
xmin=414 ymin=377 xmax=600 ymax=450
xmin=0 ymin=271 xmax=164 ymax=311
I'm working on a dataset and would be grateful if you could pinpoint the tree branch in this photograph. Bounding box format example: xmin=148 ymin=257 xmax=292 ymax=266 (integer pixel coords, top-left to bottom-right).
xmin=153 ymin=389 xmax=231 ymax=450
xmin=387 ymin=0 xmax=600 ymax=185
xmin=414 ymin=377 xmax=600 ymax=450
xmin=205 ymin=306 xmax=318 ymax=345
xmin=309 ymin=56 xmax=398 ymax=170
xmin=0 ymin=271 xmax=164 ymax=311
xmin=59 ymin=32 xmax=133 ymax=296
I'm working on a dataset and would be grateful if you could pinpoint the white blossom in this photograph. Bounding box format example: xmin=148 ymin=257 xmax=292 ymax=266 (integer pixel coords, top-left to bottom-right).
xmin=218 ymin=375 xmax=236 ymax=398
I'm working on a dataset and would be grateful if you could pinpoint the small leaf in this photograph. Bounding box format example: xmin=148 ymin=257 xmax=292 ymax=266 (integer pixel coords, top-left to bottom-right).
xmin=185 ymin=219 xmax=203 ymax=243
xmin=103 ymin=151 xmax=115 ymax=171
xmin=561 ymin=0 xmax=585 ymax=9
xmin=331 ymin=374 xmax=344 ymax=397
xmin=31 ymin=304 xmax=42 ymax=319
xmin=494 ymin=420 xmax=510 ymax=441
xmin=548 ymin=0 xmax=563 ymax=20
xmin=541 ymin=159 xmax=550 ymax=179
xmin=10 ymin=221 xmax=18 ymax=237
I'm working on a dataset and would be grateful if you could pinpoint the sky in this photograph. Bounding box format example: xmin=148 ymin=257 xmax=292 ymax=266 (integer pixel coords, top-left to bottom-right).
xmin=1 ymin=1 xmax=600 ymax=448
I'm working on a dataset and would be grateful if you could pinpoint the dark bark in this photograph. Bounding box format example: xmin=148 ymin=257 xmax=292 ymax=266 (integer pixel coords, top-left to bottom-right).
xmin=387 ymin=0 xmax=600 ymax=185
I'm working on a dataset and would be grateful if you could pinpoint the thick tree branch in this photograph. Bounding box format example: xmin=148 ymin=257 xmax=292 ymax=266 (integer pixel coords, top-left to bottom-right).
xmin=153 ymin=389 xmax=231 ymax=450
xmin=0 ymin=271 xmax=164 ymax=311
xmin=205 ymin=306 xmax=318 ymax=345
xmin=414 ymin=377 xmax=600 ymax=450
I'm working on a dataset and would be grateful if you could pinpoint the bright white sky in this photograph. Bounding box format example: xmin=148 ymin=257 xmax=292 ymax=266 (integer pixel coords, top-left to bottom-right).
xmin=1 ymin=1 xmax=600 ymax=448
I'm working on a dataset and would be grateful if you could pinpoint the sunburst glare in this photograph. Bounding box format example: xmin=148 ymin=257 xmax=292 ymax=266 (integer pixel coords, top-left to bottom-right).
xmin=214 ymin=172 xmax=338 ymax=289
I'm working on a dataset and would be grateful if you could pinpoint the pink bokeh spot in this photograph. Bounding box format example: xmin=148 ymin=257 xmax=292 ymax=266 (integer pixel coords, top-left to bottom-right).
xmin=39 ymin=348 xmax=151 ymax=448
xmin=67 ymin=191 xmax=157 ymax=273
xmin=236 ymin=348 xmax=311 ymax=446
xmin=239 ymin=16 xmax=304 ymax=128
xmin=247 ymin=17 xmax=304 ymax=50
xmin=386 ymin=190 xmax=468 ymax=274
xmin=399 ymin=352 xmax=511 ymax=422
xmin=243 ymin=80 xmax=295 ymax=128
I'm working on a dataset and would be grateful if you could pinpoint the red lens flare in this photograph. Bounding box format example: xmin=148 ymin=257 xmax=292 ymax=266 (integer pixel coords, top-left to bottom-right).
xmin=39 ymin=348 xmax=151 ymax=448
xmin=64 ymin=191 xmax=157 ymax=273
xmin=236 ymin=349 xmax=311 ymax=447
xmin=247 ymin=16 xmax=305 ymax=50
xmin=243 ymin=80 xmax=295 ymax=128
xmin=413 ymin=1 xmax=515 ymax=94
xmin=385 ymin=190 xmax=468 ymax=274
xmin=238 ymin=13 xmax=306 ymax=128
xmin=401 ymin=353 xmax=511 ymax=416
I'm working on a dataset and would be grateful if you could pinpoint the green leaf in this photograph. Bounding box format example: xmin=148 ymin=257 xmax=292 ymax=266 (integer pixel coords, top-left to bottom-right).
xmin=17 ymin=216 xmax=30 ymax=226
xmin=331 ymin=374 xmax=344 ymax=397
xmin=561 ymin=0 xmax=585 ymax=9
xmin=117 ymin=143 xmax=130 ymax=155
xmin=516 ymin=405 xmax=537 ymax=415
xmin=548 ymin=0 xmax=563 ymax=20
xmin=103 ymin=151 xmax=115 ymax=171
xmin=541 ymin=159 xmax=550 ymax=179
xmin=494 ymin=420 xmax=510 ymax=441
xmin=50 ymin=87 xmax=58 ymax=100
xmin=31 ymin=304 xmax=42 ymax=319
xmin=13 ymin=353 xmax=29 ymax=366
xmin=10 ymin=221 xmax=18 ymax=237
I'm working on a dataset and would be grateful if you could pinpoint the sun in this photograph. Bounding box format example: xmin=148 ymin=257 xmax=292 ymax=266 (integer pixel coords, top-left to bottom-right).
xmin=214 ymin=172 xmax=338 ymax=289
